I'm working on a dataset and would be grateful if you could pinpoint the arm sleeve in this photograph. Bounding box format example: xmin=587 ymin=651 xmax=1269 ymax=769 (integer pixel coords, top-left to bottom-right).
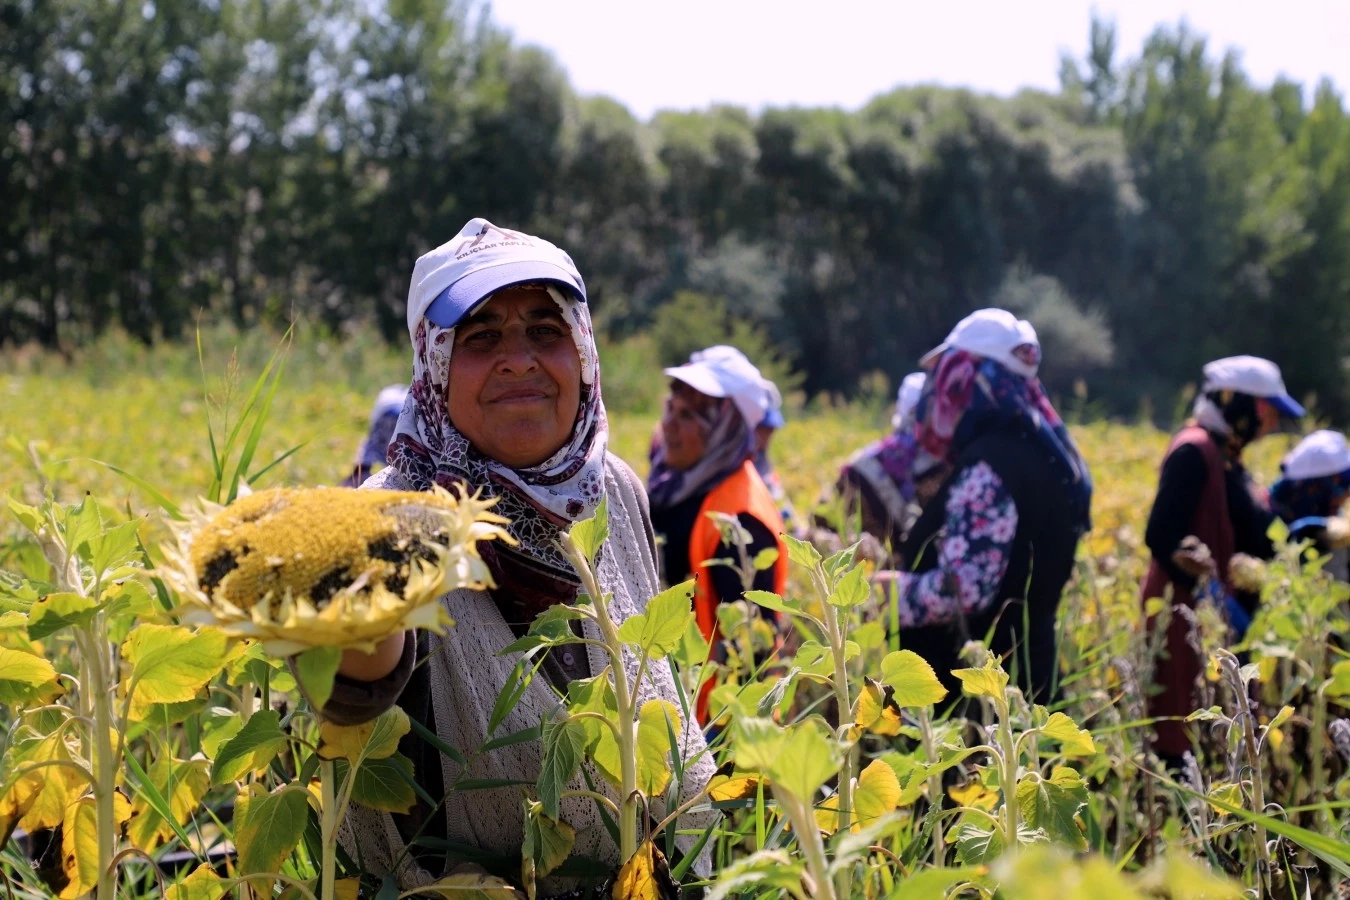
xmin=1229 ymin=470 xmax=1276 ymax=560
xmin=1144 ymin=443 xmax=1208 ymax=590
xmin=708 ymin=512 xmax=780 ymax=604
xmin=892 ymin=462 xmax=1018 ymax=629
xmin=296 ymin=634 xmax=417 ymax=727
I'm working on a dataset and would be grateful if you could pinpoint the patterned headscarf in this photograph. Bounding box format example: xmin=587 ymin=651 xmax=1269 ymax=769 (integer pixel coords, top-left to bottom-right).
xmin=647 ymin=390 xmax=755 ymax=510
xmin=1192 ymin=390 xmax=1264 ymax=459
xmin=914 ymin=349 xmax=1093 ymax=533
xmin=386 ymin=285 xmax=608 ymax=591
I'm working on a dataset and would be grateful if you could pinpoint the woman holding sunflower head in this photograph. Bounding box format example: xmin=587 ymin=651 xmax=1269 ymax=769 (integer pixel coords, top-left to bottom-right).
xmin=326 ymin=219 xmax=714 ymax=893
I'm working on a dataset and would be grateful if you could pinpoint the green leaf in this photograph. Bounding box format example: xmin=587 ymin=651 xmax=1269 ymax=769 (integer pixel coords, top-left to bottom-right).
xmin=1325 ymin=660 xmax=1350 ymax=699
xmin=880 ymin=650 xmax=949 ymax=708
xmin=234 ymin=783 xmax=309 ymax=886
xmin=771 ymin=719 xmax=842 ymax=800
xmin=90 ymin=519 xmax=143 ymax=579
xmin=743 ymin=590 xmax=795 ymax=616
xmin=952 ymin=664 xmax=1010 ymax=699
xmin=344 ymin=753 xmax=417 ymax=814
xmin=670 ymin=616 xmax=711 ymax=669
xmin=318 ymin=706 xmax=410 ymax=763
xmin=122 ymin=624 xmax=230 ymax=720
xmin=567 ymin=495 xmax=609 ymax=564
xmin=0 ymin=647 xmax=58 ymax=704
xmin=752 ymin=547 xmax=780 ymax=571
xmin=826 ymin=560 xmax=870 ymax=607
xmin=1016 ymin=768 xmax=1088 ymax=850
xmin=524 ymin=800 xmax=576 ymax=880
xmin=567 ymin=672 xmax=621 ymax=787
xmin=538 ymin=713 xmax=586 ymax=820
xmin=27 ymin=592 xmax=99 ymax=641
xmin=953 ymin=821 xmax=1007 ymax=865
xmin=781 ymin=533 xmax=822 ymax=569
xmin=706 ymin=850 xmax=802 ymax=900
xmin=200 ymin=708 xmax=245 ymax=760
xmin=86 ymin=460 xmax=185 ymax=521
xmin=294 ymin=646 xmax=342 ymax=712
xmin=888 ymin=867 xmax=987 ymax=900
xmin=211 ymin=709 xmax=288 ymax=785
xmin=488 ymin=655 xmax=544 ymax=736
xmin=616 ymin=580 xmax=695 ymax=660
xmin=1040 ymin=712 xmax=1097 ymax=757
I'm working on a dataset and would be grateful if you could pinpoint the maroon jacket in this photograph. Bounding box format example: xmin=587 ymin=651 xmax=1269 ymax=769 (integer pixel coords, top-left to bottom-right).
xmin=1142 ymin=426 xmax=1235 ymax=758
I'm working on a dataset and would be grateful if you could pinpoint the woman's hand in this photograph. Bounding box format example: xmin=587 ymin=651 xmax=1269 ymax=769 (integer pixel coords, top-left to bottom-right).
xmin=338 ymin=631 xmax=407 ymax=682
xmin=1171 ymin=536 xmax=1216 ymax=578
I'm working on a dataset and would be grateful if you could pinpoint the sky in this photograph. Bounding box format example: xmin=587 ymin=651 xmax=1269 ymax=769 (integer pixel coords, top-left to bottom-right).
xmin=488 ymin=0 xmax=1350 ymax=119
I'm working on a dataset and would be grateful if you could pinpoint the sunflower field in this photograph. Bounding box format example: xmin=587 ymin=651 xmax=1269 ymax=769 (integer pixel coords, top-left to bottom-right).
xmin=0 ymin=329 xmax=1343 ymax=900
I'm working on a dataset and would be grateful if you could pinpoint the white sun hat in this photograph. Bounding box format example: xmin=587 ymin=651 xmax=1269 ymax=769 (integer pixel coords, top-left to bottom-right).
xmin=892 ymin=372 xmax=927 ymax=428
xmin=1202 ymin=356 xmax=1305 ymax=418
xmin=919 ymin=308 xmax=1041 ymax=378
xmin=665 ymin=346 xmax=773 ymax=428
xmin=1282 ymin=430 xmax=1350 ymax=480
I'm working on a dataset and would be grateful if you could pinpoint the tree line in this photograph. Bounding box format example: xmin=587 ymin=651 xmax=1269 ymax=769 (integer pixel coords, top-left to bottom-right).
xmin=3 ymin=2 xmax=1349 ymax=418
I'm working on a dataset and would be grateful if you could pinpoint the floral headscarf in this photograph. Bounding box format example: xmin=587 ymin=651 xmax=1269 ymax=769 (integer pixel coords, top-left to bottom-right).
xmin=647 ymin=392 xmax=755 ymax=510
xmin=914 ymin=349 xmax=1093 ymax=533
xmin=386 ymin=285 xmax=608 ymax=589
xmin=1270 ymin=470 xmax=1350 ymax=524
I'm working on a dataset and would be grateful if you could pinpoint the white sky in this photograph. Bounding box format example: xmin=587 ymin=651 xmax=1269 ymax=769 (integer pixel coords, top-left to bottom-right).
xmin=488 ymin=0 xmax=1350 ymax=118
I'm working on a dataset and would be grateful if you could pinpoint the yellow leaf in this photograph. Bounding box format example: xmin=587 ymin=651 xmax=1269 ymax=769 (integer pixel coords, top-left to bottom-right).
xmin=853 ymin=760 xmax=902 ymax=830
xmin=165 ymin=864 xmax=228 ymax=900
xmin=612 ymin=841 xmax=674 ymax=900
xmin=708 ymin=773 xmax=763 ymax=802
xmin=815 ymin=760 xmax=902 ymax=834
xmin=17 ymin=733 xmax=84 ymax=832
xmin=0 ymin=646 xmax=59 ymax=705
xmin=855 ymin=681 xmax=904 ymax=736
xmin=318 ymin=706 xmax=410 ymax=762
xmin=1268 ymin=727 xmax=1286 ymax=752
xmin=1041 ymin=712 xmax=1097 ymax=757
xmin=0 ymin=772 xmax=40 ymax=846
xmin=335 ymin=877 xmax=361 ymax=900
xmin=635 ymin=699 xmax=681 ymax=797
xmin=414 ymin=872 xmax=520 ymax=898
xmin=59 ymin=792 xmax=132 ymax=899
xmin=121 ymin=625 xmax=230 ymax=720
xmin=127 ymin=757 xmax=211 ymax=851
xmin=1207 ymin=781 xmax=1244 ymax=817
xmin=948 ymin=779 xmax=999 ymax=811
xmin=951 ymin=665 xmax=1009 ymax=699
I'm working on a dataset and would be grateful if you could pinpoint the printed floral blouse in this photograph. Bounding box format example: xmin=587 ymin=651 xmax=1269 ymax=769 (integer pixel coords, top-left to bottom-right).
xmin=894 ymin=461 xmax=1018 ymax=628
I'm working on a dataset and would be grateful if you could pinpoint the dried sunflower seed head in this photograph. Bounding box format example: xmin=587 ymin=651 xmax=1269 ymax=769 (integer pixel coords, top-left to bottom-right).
xmin=161 ymin=486 xmax=512 ymax=655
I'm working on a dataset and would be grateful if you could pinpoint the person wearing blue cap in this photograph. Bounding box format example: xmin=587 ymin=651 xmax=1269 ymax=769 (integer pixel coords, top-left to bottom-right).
xmin=1142 ymin=355 xmax=1305 ymax=761
xmin=313 ymin=219 xmax=714 ymax=891
xmin=342 ymin=384 xmax=408 ymax=487
xmin=1269 ymin=430 xmax=1350 ymax=578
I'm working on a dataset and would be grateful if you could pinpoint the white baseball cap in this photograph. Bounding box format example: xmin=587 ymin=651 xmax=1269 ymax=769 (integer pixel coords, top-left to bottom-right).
xmin=405 ymin=218 xmax=587 ymax=339
xmin=1202 ymin=356 xmax=1305 ymax=418
xmin=666 ymin=346 xmax=773 ymax=428
xmin=892 ymin=372 xmax=927 ymax=428
xmin=919 ymin=308 xmax=1041 ymax=378
xmin=370 ymin=384 xmax=409 ymax=424
xmin=1282 ymin=430 xmax=1350 ymax=480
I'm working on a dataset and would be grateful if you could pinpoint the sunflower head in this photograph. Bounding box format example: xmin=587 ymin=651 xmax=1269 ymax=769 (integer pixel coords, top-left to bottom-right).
xmin=163 ymin=486 xmax=512 ymax=655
